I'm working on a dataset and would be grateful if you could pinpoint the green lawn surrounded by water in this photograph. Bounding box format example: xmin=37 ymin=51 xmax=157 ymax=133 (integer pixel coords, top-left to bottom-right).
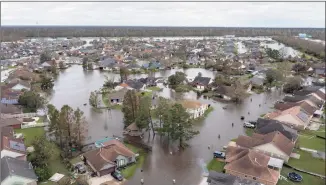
xmin=206 ymin=159 xmax=225 ymax=172
xmin=287 ymin=150 xmax=326 ymax=175
xmin=277 ymin=166 xmax=325 ymax=185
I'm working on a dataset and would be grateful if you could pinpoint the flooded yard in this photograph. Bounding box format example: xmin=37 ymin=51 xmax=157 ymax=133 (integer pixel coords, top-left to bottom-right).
xmin=49 ymin=65 xmax=285 ymax=185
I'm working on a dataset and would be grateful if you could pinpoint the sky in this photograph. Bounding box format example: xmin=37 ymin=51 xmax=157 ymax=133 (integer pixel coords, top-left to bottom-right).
xmin=1 ymin=2 xmax=325 ymax=28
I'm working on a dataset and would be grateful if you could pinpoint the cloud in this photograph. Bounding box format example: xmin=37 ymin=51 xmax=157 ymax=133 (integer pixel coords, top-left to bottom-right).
xmin=1 ymin=2 xmax=325 ymax=27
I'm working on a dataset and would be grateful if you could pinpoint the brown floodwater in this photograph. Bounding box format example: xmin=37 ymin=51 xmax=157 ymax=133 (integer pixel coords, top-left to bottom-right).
xmin=49 ymin=65 xmax=284 ymax=185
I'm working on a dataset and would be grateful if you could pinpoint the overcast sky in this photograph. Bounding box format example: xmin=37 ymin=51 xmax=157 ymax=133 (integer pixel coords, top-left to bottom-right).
xmin=1 ymin=2 xmax=325 ymax=28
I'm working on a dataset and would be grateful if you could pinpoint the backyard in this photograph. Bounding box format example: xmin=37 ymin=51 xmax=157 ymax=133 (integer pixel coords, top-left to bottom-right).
xmin=15 ymin=127 xmax=71 ymax=183
xmin=298 ymin=126 xmax=325 ymax=151
xmin=287 ymin=149 xmax=326 ymax=175
xmin=277 ymin=166 xmax=325 ymax=185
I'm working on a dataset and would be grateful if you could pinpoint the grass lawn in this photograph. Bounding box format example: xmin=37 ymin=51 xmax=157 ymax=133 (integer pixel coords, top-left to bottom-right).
xmin=48 ymin=143 xmax=71 ymax=175
xmin=102 ymin=92 xmax=109 ymax=107
xmin=298 ymin=134 xmax=325 ymax=151
xmin=206 ymin=159 xmax=225 ymax=172
xmin=137 ymin=91 xmax=153 ymax=97
xmin=204 ymin=106 xmax=214 ymax=117
xmin=121 ymin=143 xmax=147 ymax=179
xmin=37 ymin=116 xmax=46 ymax=123
xmin=277 ymin=166 xmax=325 ymax=185
xmin=245 ymin=128 xmax=255 ymax=136
xmin=287 ymin=150 xmax=326 ymax=175
xmin=14 ymin=127 xmax=45 ymax=146
xmin=70 ymin=156 xmax=82 ymax=165
xmin=147 ymin=86 xmax=161 ymax=91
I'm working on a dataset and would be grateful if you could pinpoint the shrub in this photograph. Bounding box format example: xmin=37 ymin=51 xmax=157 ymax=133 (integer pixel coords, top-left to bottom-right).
xmin=35 ymin=167 xmax=51 ymax=181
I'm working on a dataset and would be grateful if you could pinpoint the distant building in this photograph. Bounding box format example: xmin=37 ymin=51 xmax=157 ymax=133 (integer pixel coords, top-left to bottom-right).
xmin=298 ymin=33 xmax=307 ymax=38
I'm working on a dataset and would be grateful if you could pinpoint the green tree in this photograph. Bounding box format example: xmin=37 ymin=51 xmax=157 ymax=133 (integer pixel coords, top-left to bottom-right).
xmin=59 ymin=105 xmax=74 ymax=157
xmin=265 ymin=69 xmax=283 ymax=87
xmin=40 ymin=76 xmax=54 ymax=91
xmin=72 ymin=108 xmax=88 ymax=151
xmin=59 ymin=61 xmax=65 ymax=69
xmin=40 ymin=51 xmax=52 ymax=63
xmin=87 ymin=62 xmax=93 ymax=70
xmin=122 ymin=90 xmax=140 ymax=127
xmin=18 ymin=91 xmax=46 ymax=112
xmin=169 ymin=104 xmax=199 ymax=148
xmin=47 ymin=104 xmax=64 ymax=148
xmin=82 ymin=57 xmax=88 ymax=69
xmin=153 ymin=97 xmax=170 ymax=129
xmin=168 ymin=72 xmax=187 ymax=88
xmin=283 ymin=76 xmax=303 ymax=93
xmin=89 ymin=91 xmax=99 ymax=108
xmin=34 ymin=167 xmax=51 ymax=182
xmin=119 ymin=67 xmax=129 ymax=83
xmin=29 ymin=135 xmax=53 ymax=167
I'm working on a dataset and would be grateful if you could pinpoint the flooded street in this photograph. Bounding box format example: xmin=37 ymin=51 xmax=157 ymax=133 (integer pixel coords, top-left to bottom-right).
xmin=49 ymin=65 xmax=285 ymax=185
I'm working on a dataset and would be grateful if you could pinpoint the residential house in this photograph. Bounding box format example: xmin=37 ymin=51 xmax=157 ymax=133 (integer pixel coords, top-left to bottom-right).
xmin=142 ymin=60 xmax=162 ymax=70
xmin=249 ymin=76 xmax=264 ymax=87
xmin=107 ymin=88 xmax=128 ymax=105
xmin=1 ymin=156 xmax=37 ymax=185
xmin=1 ymin=129 xmax=27 ymax=160
xmin=8 ymin=68 xmax=40 ymax=82
xmin=312 ymin=64 xmax=325 ymax=77
xmin=224 ymin=146 xmax=281 ymax=185
xmin=98 ymin=58 xmax=118 ymax=71
xmin=126 ymin=63 xmax=141 ymax=71
xmin=83 ymin=139 xmax=136 ymax=176
xmin=115 ymin=80 xmax=146 ymax=91
xmin=264 ymin=106 xmax=312 ymax=130
xmin=213 ymin=85 xmax=236 ymax=100
xmin=0 ymin=103 xmax=21 ymax=115
xmin=187 ymin=57 xmax=200 ymax=65
xmin=191 ymin=76 xmax=212 ymax=91
xmin=274 ymin=100 xmax=318 ymax=116
xmin=283 ymin=95 xmax=324 ymax=108
xmin=41 ymin=61 xmax=56 ymax=70
xmin=123 ymin=122 xmax=143 ymax=137
xmin=0 ymin=118 xmax=22 ymax=129
xmin=10 ymin=81 xmax=31 ymax=91
xmin=235 ymin=131 xmax=295 ymax=162
xmin=180 ymin=100 xmax=208 ymax=119
xmin=256 ymin=118 xmax=298 ymax=142
xmin=207 ymin=171 xmax=260 ymax=185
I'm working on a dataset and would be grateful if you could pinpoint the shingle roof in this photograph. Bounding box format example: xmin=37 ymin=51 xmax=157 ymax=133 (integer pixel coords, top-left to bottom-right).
xmin=108 ymin=88 xmax=129 ymax=100
xmin=225 ymin=147 xmax=279 ymax=185
xmin=256 ymin=118 xmax=298 ymax=141
xmin=192 ymin=76 xmax=211 ymax=86
xmin=236 ymin=131 xmax=295 ymax=156
xmin=180 ymin=100 xmax=203 ymax=109
xmin=83 ymin=140 xmax=135 ymax=171
xmin=1 ymin=156 xmax=37 ymax=182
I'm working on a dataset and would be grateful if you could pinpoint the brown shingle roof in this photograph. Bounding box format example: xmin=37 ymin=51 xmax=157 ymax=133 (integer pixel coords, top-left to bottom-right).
xmin=83 ymin=140 xmax=135 ymax=171
xmin=236 ymin=131 xmax=295 ymax=156
xmin=180 ymin=100 xmax=203 ymax=109
xmin=225 ymin=147 xmax=279 ymax=184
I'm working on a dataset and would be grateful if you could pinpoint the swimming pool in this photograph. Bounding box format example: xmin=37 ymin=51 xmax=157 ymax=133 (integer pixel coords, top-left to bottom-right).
xmin=94 ymin=137 xmax=115 ymax=148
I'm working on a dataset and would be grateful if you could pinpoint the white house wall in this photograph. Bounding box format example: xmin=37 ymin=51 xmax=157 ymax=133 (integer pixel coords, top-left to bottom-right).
xmin=1 ymin=150 xmax=24 ymax=159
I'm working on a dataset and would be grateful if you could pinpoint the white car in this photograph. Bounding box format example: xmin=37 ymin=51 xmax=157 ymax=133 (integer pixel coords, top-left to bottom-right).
xmin=244 ymin=122 xmax=255 ymax=128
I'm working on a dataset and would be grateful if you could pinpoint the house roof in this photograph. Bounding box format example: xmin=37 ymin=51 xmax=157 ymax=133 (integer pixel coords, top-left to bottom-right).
xmin=108 ymin=88 xmax=129 ymax=100
xmin=180 ymin=100 xmax=204 ymax=109
xmin=0 ymin=118 xmax=23 ymax=127
xmin=83 ymin=140 xmax=135 ymax=171
xmin=265 ymin=106 xmax=311 ymax=126
xmin=126 ymin=122 xmax=139 ymax=131
xmin=125 ymin=80 xmax=144 ymax=90
xmin=0 ymin=104 xmax=21 ymax=114
xmin=236 ymin=131 xmax=295 ymax=156
xmin=2 ymin=136 xmax=26 ymax=155
xmin=1 ymin=156 xmax=37 ymax=182
xmin=225 ymin=147 xmax=279 ymax=184
xmin=256 ymin=118 xmax=298 ymax=141
xmin=275 ymin=101 xmax=317 ymax=115
xmin=192 ymin=76 xmax=211 ymax=86
xmin=249 ymin=76 xmax=264 ymax=86
xmin=207 ymin=171 xmax=260 ymax=185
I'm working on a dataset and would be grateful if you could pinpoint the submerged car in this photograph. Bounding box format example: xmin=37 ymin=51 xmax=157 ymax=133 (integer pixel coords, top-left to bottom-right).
xmin=111 ymin=170 xmax=123 ymax=181
xmin=288 ymin=172 xmax=303 ymax=182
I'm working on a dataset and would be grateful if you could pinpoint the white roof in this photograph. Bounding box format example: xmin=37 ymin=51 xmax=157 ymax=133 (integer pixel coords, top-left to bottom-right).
xmin=268 ymin=157 xmax=284 ymax=169
xmin=319 ymin=87 xmax=325 ymax=94
xmin=49 ymin=173 xmax=65 ymax=182
xmin=314 ymin=110 xmax=323 ymax=115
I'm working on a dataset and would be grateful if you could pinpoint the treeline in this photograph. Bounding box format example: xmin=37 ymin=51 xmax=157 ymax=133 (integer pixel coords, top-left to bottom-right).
xmin=1 ymin=26 xmax=325 ymax=41
xmin=273 ymin=36 xmax=325 ymax=60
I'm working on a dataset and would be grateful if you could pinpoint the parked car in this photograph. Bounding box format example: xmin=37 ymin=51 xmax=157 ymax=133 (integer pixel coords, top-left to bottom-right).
xmin=288 ymin=172 xmax=303 ymax=182
xmin=213 ymin=151 xmax=226 ymax=159
xmin=244 ymin=122 xmax=255 ymax=128
xmin=75 ymin=163 xmax=86 ymax=174
xmin=111 ymin=170 xmax=123 ymax=181
xmin=248 ymin=121 xmax=257 ymax=125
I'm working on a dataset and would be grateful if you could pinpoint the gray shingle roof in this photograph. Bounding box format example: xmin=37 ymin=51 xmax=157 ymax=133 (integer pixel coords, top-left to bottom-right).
xmin=256 ymin=118 xmax=298 ymax=141
xmin=1 ymin=156 xmax=37 ymax=182
xmin=192 ymin=76 xmax=211 ymax=86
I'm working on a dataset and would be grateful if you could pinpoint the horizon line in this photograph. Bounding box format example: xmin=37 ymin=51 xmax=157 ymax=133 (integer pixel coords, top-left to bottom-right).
xmin=1 ymin=25 xmax=324 ymax=29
